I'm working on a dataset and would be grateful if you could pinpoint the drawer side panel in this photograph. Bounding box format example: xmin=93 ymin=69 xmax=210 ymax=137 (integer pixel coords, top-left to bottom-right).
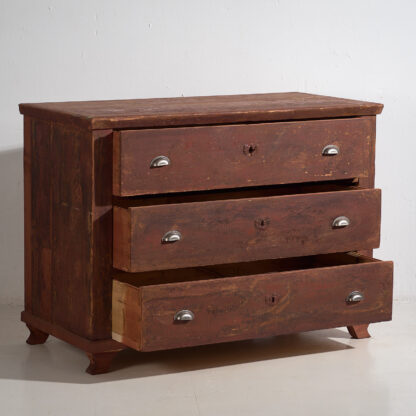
xmin=112 ymin=280 xmax=142 ymax=350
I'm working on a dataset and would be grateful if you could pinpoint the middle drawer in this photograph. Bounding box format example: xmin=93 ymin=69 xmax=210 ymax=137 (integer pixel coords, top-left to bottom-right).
xmin=113 ymin=183 xmax=381 ymax=272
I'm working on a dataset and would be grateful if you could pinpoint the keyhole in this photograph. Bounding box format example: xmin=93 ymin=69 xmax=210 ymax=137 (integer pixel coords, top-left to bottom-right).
xmin=255 ymin=217 xmax=270 ymax=230
xmin=266 ymin=294 xmax=278 ymax=305
xmin=243 ymin=143 xmax=258 ymax=156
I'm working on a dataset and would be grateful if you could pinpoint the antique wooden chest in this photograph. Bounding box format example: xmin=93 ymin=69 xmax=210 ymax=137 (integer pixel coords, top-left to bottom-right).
xmin=19 ymin=92 xmax=393 ymax=374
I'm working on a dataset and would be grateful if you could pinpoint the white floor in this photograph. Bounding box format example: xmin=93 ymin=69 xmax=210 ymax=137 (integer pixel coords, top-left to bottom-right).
xmin=0 ymin=302 xmax=415 ymax=416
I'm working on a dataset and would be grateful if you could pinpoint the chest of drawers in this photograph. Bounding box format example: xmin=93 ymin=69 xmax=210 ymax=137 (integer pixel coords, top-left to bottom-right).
xmin=19 ymin=92 xmax=393 ymax=374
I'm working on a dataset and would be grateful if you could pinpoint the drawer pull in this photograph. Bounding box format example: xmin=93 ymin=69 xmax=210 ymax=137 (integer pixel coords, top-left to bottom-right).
xmin=332 ymin=216 xmax=350 ymax=228
xmin=346 ymin=291 xmax=364 ymax=303
xmin=174 ymin=310 xmax=194 ymax=321
xmin=150 ymin=155 xmax=170 ymax=168
xmin=322 ymin=144 xmax=339 ymax=156
xmin=162 ymin=230 xmax=182 ymax=243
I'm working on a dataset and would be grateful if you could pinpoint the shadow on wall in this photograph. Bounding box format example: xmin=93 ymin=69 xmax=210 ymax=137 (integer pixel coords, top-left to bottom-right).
xmin=0 ymin=147 xmax=24 ymax=305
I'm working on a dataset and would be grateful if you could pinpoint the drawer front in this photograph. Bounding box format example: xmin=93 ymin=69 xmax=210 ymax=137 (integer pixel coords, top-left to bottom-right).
xmin=113 ymin=117 xmax=374 ymax=196
xmin=112 ymin=256 xmax=393 ymax=351
xmin=113 ymin=188 xmax=381 ymax=272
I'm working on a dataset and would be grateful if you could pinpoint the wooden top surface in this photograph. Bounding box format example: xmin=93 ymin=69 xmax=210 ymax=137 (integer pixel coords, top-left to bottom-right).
xmin=19 ymin=92 xmax=383 ymax=130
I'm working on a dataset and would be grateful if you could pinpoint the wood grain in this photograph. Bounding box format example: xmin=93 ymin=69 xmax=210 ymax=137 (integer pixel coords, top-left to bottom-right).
xmin=91 ymin=129 xmax=115 ymax=339
xmin=23 ymin=118 xmax=115 ymax=340
xmin=113 ymin=117 xmax=373 ymax=196
xmin=19 ymin=92 xmax=383 ymax=130
xmin=50 ymin=122 xmax=93 ymax=336
xmin=112 ymin=280 xmax=141 ymax=349
xmin=28 ymin=118 xmax=53 ymax=321
xmin=113 ymin=187 xmax=381 ymax=272
xmin=112 ymin=254 xmax=393 ymax=351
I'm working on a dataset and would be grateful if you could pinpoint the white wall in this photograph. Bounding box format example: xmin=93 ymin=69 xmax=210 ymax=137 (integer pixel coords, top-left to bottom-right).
xmin=1 ymin=0 xmax=415 ymax=304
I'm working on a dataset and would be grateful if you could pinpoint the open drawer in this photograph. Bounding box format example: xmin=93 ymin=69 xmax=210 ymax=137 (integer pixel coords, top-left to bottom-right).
xmin=113 ymin=183 xmax=381 ymax=272
xmin=112 ymin=253 xmax=393 ymax=351
xmin=113 ymin=117 xmax=374 ymax=196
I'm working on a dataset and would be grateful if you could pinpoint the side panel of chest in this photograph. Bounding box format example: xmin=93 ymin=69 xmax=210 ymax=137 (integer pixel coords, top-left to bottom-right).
xmin=24 ymin=117 xmax=114 ymax=340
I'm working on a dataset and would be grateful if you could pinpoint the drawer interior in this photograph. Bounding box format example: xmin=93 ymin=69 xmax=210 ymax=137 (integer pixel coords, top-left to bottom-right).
xmin=114 ymin=179 xmax=360 ymax=207
xmin=113 ymin=252 xmax=380 ymax=287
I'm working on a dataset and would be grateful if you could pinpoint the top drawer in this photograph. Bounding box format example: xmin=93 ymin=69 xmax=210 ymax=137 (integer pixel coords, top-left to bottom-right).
xmin=113 ymin=117 xmax=374 ymax=196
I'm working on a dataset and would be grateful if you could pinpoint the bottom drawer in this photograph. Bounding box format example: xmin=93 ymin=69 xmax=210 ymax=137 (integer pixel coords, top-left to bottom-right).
xmin=112 ymin=253 xmax=393 ymax=351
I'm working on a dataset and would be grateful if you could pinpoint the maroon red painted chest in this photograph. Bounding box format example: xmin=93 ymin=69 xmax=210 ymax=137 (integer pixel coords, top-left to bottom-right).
xmin=19 ymin=92 xmax=393 ymax=374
